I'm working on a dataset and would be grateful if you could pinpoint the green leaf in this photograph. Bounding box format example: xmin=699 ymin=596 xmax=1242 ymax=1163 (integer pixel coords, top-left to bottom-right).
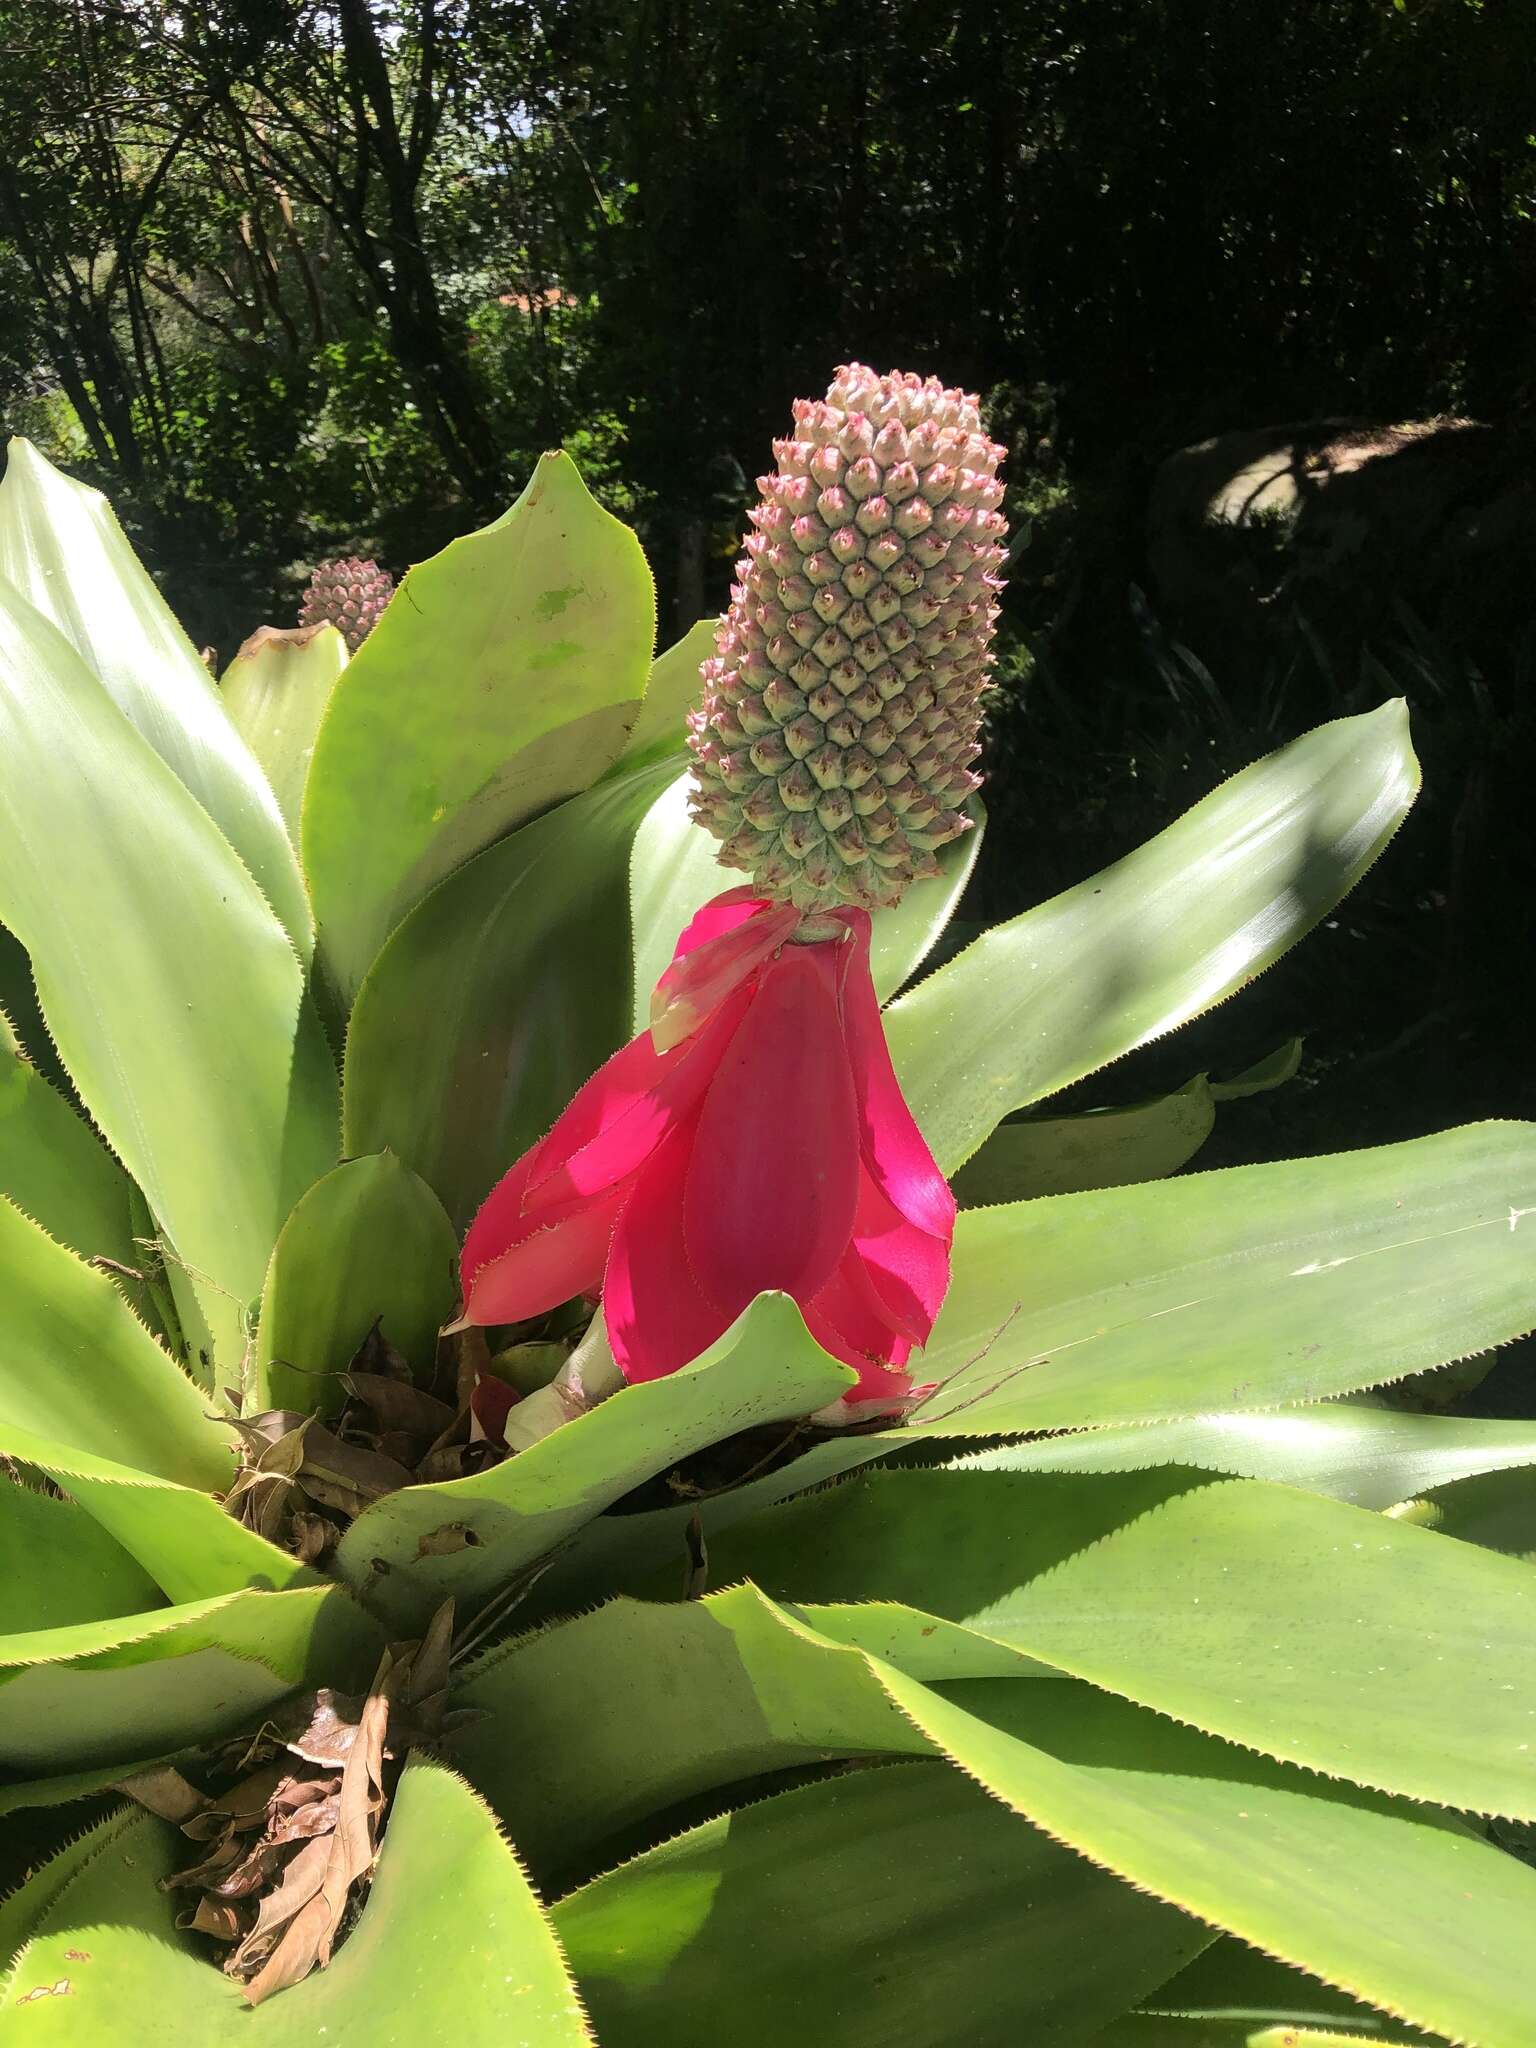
xmin=887 ymin=702 xmax=1419 ymax=1172
xmin=0 ymin=587 xmax=341 ymax=1373
xmin=556 ymin=1761 xmax=1206 ymax=2048
xmin=253 ymin=1152 xmax=458 ymax=1413
xmin=0 ymin=922 xmax=71 ymax=1097
xmin=628 ymin=770 xmax=984 ymax=1031
xmin=528 ymin=1429 xmax=899 ymax=1620
xmin=915 ymin=1123 xmax=1536 ymax=1435
xmin=950 ymin=1039 xmax=1302 ymax=1208
xmin=462 ymin=1581 xmax=1536 ymax=2048
xmin=809 ymin=1471 xmax=1536 ymax=1816
xmin=0 ymin=438 xmax=311 ymax=953
xmin=335 ymin=1294 xmax=854 ymax=1630
xmin=608 ymin=615 xmax=711 ymax=773
xmin=885 ymin=1674 xmax=1536 ymax=2048
xmin=343 ymin=756 xmax=675 ymax=1231
xmin=304 ymin=452 xmax=655 ymax=1000
xmin=1125 ymin=1940 xmax=1444 ymax=2046
xmin=0 ymin=1806 xmax=142 ymax=1990
xmin=0 ymin=1423 xmax=314 ymax=1604
xmin=952 ymin=1072 xmax=1217 ymax=1206
xmin=949 ymin=1404 xmax=1536 ymax=1510
xmin=0 ymin=1197 xmax=230 ymax=1492
xmin=1393 ymin=1465 xmax=1536 ymax=1562
xmin=0 ymin=1040 xmax=155 ymax=1328
xmin=0 ymin=1485 xmax=161 ymax=1633
xmin=455 ymin=1584 xmax=927 ymax=1874
xmin=0 ymin=1584 xmax=380 ymax=1773
xmin=219 ymin=623 xmax=348 ymax=842
xmin=0 ymin=1762 xmax=592 ymax=2044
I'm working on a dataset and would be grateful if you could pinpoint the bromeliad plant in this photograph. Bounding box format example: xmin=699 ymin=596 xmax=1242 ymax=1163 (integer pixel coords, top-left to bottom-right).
xmin=0 ymin=369 xmax=1534 ymax=2048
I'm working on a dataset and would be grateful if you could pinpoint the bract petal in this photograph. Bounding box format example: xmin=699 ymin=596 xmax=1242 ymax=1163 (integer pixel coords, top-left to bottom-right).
xmin=684 ymin=941 xmax=861 ymax=1319
xmin=650 ymin=898 xmax=798 ymax=1053
xmin=805 ymin=1253 xmax=913 ymax=1408
xmin=671 ymin=887 xmax=773 ymax=960
xmin=851 ymin=1173 xmax=950 ymax=1344
xmin=462 ymin=1151 xmax=626 ymax=1325
xmin=526 ymin=983 xmax=750 ymax=1208
xmin=605 ymin=1120 xmax=725 ymax=1381
xmin=837 ymin=914 xmax=957 ymax=1242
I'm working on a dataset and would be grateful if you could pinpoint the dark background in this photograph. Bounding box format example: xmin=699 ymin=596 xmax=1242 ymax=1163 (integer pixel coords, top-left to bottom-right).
xmin=3 ymin=0 xmax=1533 ymax=1164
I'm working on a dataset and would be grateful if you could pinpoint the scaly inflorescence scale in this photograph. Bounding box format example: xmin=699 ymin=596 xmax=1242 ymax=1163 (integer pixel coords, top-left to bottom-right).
xmin=687 ymin=364 xmax=1007 ymax=912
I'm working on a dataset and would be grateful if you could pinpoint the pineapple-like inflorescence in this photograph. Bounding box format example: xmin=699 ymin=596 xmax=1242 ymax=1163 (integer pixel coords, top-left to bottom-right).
xmin=298 ymin=556 xmax=395 ymax=653
xmin=687 ymin=365 xmax=1007 ymax=912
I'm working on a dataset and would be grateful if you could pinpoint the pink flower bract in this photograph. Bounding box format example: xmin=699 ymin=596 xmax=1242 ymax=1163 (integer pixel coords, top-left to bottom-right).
xmin=460 ymin=892 xmax=955 ymax=1405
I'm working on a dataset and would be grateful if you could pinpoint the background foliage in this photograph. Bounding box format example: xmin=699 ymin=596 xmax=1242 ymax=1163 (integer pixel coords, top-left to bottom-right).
xmin=2 ymin=0 xmax=1533 ymax=1202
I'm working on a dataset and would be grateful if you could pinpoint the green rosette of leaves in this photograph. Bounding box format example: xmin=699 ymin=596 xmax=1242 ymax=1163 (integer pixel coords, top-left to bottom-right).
xmin=0 ymin=437 xmax=1534 ymax=2048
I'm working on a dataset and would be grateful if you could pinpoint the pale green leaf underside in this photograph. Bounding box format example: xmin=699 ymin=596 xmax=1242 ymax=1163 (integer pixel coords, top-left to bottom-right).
xmin=343 ymin=755 xmax=677 ymax=1232
xmin=304 ymin=450 xmax=656 ymax=1000
xmin=0 ymin=586 xmax=340 ymax=1372
xmin=888 ymin=702 xmax=1419 ymax=1172
xmin=334 ymin=1294 xmax=854 ymax=1631
xmin=254 ymin=1151 xmax=458 ymax=1413
xmin=918 ymin=1122 xmax=1536 ymax=1435
xmin=556 ymin=1761 xmax=1206 ymax=2047
xmin=0 ymin=438 xmax=311 ymax=952
xmin=0 ymin=1762 xmax=591 ymax=2045
xmin=0 ymin=1584 xmax=380 ymax=1773
xmin=627 ymin=768 xmax=984 ymax=1032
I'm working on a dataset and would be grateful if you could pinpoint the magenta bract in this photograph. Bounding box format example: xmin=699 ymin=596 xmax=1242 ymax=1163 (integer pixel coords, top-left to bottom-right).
xmin=460 ymin=895 xmax=955 ymax=1405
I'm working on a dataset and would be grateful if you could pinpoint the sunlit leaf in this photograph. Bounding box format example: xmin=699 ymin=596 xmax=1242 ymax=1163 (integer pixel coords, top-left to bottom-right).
xmin=335 ymin=1294 xmax=853 ymax=1631
xmin=0 ymin=438 xmax=311 ymax=952
xmin=917 ymin=1123 xmax=1536 ymax=1434
xmin=0 ymin=586 xmax=340 ymax=1372
xmin=0 ymin=1762 xmax=591 ymax=2043
xmin=0 ymin=1484 xmax=161 ymax=1634
xmin=304 ymin=451 xmax=655 ymax=1000
xmin=887 ymin=703 xmax=1418 ymax=1171
xmin=0 ymin=1585 xmax=380 ymax=1773
xmin=220 ymin=623 xmax=348 ymax=844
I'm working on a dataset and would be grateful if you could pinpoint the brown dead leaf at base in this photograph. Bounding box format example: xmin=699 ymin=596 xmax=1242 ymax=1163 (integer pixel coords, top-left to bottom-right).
xmin=224 ymin=1322 xmax=533 ymax=1566
xmin=122 ymin=1603 xmax=459 ymax=2005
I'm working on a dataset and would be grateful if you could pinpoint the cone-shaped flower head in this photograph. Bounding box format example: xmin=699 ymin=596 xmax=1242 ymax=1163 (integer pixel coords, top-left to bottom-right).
xmin=298 ymin=556 xmax=395 ymax=652
xmin=688 ymin=364 xmax=1007 ymax=912
xmin=461 ymin=894 xmax=955 ymax=1408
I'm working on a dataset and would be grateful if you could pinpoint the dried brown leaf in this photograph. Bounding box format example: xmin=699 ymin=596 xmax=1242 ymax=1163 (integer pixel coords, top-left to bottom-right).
xmin=296 ymin=1423 xmax=413 ymax=1516
xmin=180 ymin=1898 xmax=250 ymax=1941
xmin=349 ymin=1319 xmax=413 ymax=1384
xmin=342 ymin=1373 xmax=457 ymax=1437
xmin=241 ymin=1683 xmax=389 ymax=2004
xmin=275 ymin=1689 xmax=365 ymax=1768
xmin=113 ymin=1765 xmax=210 ymax=1824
